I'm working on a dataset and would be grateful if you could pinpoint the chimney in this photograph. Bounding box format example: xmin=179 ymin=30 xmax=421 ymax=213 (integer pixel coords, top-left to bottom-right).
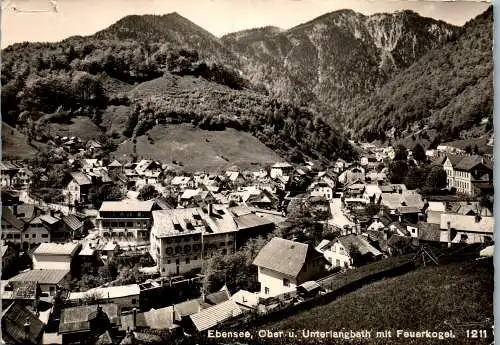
xmin=132 ymin=308 xmax=137 ymax=331
xmin=208 ymin=204 xmax=213 ymax=216
xmin=447 ymin=221 xmax=452 ymax=248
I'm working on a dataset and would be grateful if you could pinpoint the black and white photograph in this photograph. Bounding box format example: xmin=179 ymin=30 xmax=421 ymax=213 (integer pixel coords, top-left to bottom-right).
xmin=0 ymin=0 xmax=494 ymax=344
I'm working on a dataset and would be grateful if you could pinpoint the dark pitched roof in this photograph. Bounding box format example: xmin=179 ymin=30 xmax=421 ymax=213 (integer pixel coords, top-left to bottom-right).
xmin=1 ymin=207 xmax=25 ymax=230
xmin=337 ymin=234 xmax=382 ymax=257
xmin=253 ymin=238 xmax=321 ymax=278
xmin=59 ymin=304 xmax=119 ymax=334
xmin=69 ymin=172 xmax=92 ymax=186
xmin=455 ymin=155 xmax=493 ymax=171
xmin=62 ymin=215 xmax=83 ymax=231
xmin=2 ymin=302 xmax=45 ymax=345
xmin=203 ymin=290 xmax=231 ymax=306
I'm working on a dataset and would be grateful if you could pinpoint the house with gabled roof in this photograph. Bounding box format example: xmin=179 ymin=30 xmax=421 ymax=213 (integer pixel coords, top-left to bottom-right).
xmin=443 ymin=154 xmax=493 ymax=196
xmin=58 ymin=304 xmax=120 ymax=345
xmin=440 ymin=213 xmax=494 ymax=244
xmin=63 ymin=172 xmax=93 ymax=206
xmin=1 ymin=206 xmax=27 ymax=250
xmin=187 ymin=299 xmax=243 ymax=333
xmin=270 ymin=162 xmax=293 ymax=179
xmin=253 ymin=237 xmax=328 ymax=298
xmin=1 ymin=244 xmax=18 ymax=279
xmin=318 ymin=234 xmax=383 ymax=269
xmin=2 ymin=302 xmax=45 ymax=345
xmin=9 ymin=269 xmax=71 ymax=296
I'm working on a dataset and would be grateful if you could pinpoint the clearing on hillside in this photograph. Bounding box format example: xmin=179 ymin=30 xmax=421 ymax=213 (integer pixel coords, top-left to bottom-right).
xmin=1 ymin=122 xmax=38 ymax=160
xmin=112 ymin=124 xmax=281 ymax=172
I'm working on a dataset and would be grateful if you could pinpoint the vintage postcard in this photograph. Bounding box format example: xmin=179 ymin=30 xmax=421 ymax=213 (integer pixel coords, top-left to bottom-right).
xmin=1 ymin=0 xmax=494 ymax=344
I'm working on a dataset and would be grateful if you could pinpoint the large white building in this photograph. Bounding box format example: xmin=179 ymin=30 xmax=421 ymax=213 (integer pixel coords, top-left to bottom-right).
xmin=443 ymin=155 xmax=493 ymax=196
xmin=150 ymin=205 xmax=238 ymax=276
xmin=150 ymin=205 xmax=275 ymax=276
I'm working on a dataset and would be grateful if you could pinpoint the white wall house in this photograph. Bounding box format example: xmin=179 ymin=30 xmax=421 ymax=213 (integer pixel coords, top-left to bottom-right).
xmin=270 ymin=163 xmax=293 ymax=179
xmin=150 ymin=205 xmax=238 ymax=276
xmin=310 ymin=182 xmax=334 ymax=200
xmin=32 ymin=243 xmax=81 ymax=271
xmin=321 ymin=241 xmax=353 ymax=269
xmin=253 ymin=237 xmax=328 ymax=298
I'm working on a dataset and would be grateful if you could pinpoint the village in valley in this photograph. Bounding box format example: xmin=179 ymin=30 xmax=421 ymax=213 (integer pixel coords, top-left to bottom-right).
xmin=0 ymin=132 xmax=494 ymax=344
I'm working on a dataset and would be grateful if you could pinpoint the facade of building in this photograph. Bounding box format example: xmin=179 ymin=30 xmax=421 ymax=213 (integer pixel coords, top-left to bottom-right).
xmin=150 ymin=205 xmax=238 ymax=276
xmin=310 ymin=182 xmax=334 ymax=200
xmin=32 ymin=243 xmax=81 ymax=271
xmin=63 ymin=172 xmax=92 ymax=206
xmin=253 ymin=237 xmax=328 ymax=298
xmin=97 ymin=199 xmax=160 ymax=242
xmin=443 ymin=155 xmax=493 ymax=196
xmin=270 ymin=163 xmax=293 ymax=179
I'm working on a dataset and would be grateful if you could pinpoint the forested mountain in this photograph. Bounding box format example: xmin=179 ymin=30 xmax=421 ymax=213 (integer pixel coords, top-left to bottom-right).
xmin=91 ymin=12 xmax=238 ymax=64
xmin=1 ymin=29 xmax=354 ymax=164
xmin=1 ymin=6 xmax=492 ymax=163
xmin=222 ymin=9 xmax=459 ymax=113
xmin=346 ymin=7 xmax=493 ymax=142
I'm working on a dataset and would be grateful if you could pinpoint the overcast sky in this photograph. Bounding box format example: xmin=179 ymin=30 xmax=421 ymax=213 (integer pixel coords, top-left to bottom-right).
xmin=1 ymin=0 xmax=491 ymax=48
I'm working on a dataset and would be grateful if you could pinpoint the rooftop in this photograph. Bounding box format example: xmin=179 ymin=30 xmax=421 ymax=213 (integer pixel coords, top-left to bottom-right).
xmin=34 ymin=242 xmax=81 ymax=256
xmin=151 ymin=205 xmax=238 ymax=238
xmin=2 ymin=302 xmax=45 ymax=345
xmin=9 ymin=269 xmax=70 ymax=284
xmin=59 ymin=304 xmax=120 ymax=334
xmin=440 ymin=214 xmax=494 ymax=234
xmin=99 ymin=199 xmax=156 ymax=212
xmin=253 ymin=237 xmax=321 ymax=278
xmin=189 ymin=299 xmax=242 ymax=332
xmin=68 ymin=284 xmax=140 ymax=301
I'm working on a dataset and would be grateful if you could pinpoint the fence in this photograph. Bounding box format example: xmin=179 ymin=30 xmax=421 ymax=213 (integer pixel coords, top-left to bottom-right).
xmin=217 ymin=260 xmax=416 ymax=331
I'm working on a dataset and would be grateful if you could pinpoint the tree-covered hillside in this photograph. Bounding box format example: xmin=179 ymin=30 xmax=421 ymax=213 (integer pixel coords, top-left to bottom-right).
xmin=347 ymin=7 xmax=493 ymax=143
xmin=1 ymin=33 xmax=355 ymax=164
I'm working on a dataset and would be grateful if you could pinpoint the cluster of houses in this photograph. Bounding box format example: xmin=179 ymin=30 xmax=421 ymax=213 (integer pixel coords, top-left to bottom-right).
xmin=0 ymin=139 xmax=495 ymax=344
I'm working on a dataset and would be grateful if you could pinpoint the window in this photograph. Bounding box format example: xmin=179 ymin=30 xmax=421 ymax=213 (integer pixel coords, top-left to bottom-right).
xmin=336 ymin=259 xmax=341 ymax=267
xmin=132 ymin=299 xmax=136 ymax=305
xmin=119 ymin=222 xmax=125 ymax=227
xmin=186 ymin=258 xmax=190 ymax=264
xmin=175 ymin=259 xmax=180 ymax=265
xmin=41 ymin=234 xmax=48 ymax=238
xmin=228 ymin=241 xmax=233 ymax=246
xmin=283 ymin=278 xmax=290 ymax=287
xmin=220 ymin=242 xmax=225 ymax=247
xmin=32 ymin=234 xmax=36 ymax=238
xmin=6 ymin=234 xmax=12 ymax=239
xmin=13 ymin=234 xmax=20 ymax=239
xmin=127 ymin=222 xmax=133 ymax=227
xmin=264 ymin=287 xmax=270 ymax=295
xmin=167 ymin=260 xmax=171 ymax=264
xmin=25 ymin=234 xmax=29 ymax=238
xmin=222 ymin=249 xmax=227 ymax=255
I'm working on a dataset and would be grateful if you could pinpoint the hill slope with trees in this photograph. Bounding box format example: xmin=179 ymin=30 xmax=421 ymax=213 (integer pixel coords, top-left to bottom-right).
xmin=346 ymin=7 xmax=493 ymax=143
